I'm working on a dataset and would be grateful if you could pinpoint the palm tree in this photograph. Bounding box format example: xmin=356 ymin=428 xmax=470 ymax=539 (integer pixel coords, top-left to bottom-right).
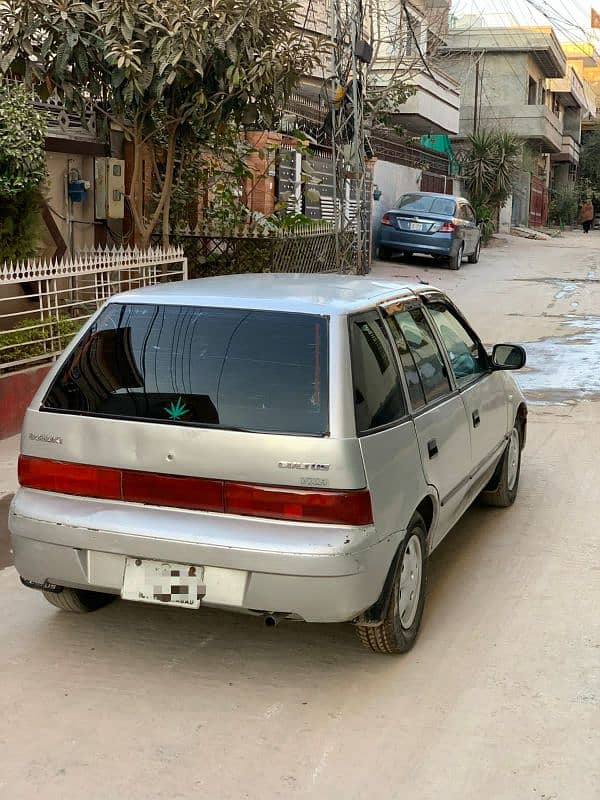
xmin=459 ymin=130 xmax=522 ymax=241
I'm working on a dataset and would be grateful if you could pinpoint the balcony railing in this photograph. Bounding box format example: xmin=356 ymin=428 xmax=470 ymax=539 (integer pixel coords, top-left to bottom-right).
xmin=551 ymin=134 xmax=581 ymax=164
xmin=459 ymin=104 xmax=564 ymax=152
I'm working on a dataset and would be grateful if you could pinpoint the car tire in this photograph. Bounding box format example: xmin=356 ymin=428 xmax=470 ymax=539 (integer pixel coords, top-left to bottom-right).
xmin=42 ymin=586 xmax=115 ymax=613
xmin=468 ymin=240 xmax=481 ymax=264
xmin=356 ymin=513 xmax=427 ymax=654
xmin=481 ymin=424 xmax=522 ymax=508
xmin=449 ymin=244 xmax=464 ymax=270
xmin=378 ymin=245 xmax=393 ymax=261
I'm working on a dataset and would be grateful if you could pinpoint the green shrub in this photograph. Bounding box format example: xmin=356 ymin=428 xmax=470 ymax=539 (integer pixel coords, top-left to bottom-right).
xmin=0 ymin=314 xmax=84 ymax=365
xmin=548 ymin=186 xmax=579 ymax=227
xmin=472 ymin=204 xmax=495 ymax=245
xmin=0 ymin=84 xmax=46 ymax=198
xmin=0 ymin=83 xmax=47 ymax=261
xmin=270 ymin=212 xmax=317 ymax=230
xmin=0 ymin=188 xmax=43 ymax=261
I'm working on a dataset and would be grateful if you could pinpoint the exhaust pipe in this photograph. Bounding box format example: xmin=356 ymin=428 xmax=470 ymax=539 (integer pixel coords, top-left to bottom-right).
xmin=264 ymin=613 xmax=283 ymax=628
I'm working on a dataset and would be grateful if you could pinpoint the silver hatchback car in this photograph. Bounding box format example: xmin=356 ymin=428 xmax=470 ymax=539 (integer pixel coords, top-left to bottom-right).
xmin=10 ymin=275 xmax=527 ymax=654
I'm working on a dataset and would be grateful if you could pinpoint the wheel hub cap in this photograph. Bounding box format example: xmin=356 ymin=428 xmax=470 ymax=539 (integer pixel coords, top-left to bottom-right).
xmin=398 ymin=534 xmax=423 ymax=629
xmin=507 ymin=428 xmax=519 ymax=490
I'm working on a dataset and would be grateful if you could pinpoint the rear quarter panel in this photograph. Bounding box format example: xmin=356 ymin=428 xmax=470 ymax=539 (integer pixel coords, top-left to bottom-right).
xmin=359 ymin=419 xmax=433 ymax=538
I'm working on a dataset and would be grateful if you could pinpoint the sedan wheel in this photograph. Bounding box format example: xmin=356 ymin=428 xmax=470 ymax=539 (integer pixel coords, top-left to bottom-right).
xmin=468 ymin=240 xmax=481 ymax=264
xmin=449 ymin=244 xmax=463 ymax=270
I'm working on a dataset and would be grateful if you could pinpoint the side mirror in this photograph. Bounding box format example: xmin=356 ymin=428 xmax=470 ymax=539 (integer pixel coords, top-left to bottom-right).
xmin=492 ymin=343 xmax=526 ymax=370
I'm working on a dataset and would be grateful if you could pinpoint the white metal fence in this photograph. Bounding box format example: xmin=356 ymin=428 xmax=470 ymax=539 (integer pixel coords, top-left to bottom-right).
xmin=0 ymin=246 xmax=187 ymax=374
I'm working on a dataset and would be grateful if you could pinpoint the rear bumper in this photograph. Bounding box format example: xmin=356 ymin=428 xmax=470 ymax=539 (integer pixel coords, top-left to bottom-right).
xmin=380 ymin=229 xmax=459 ymax=257
xmin=9 ymin=489 xmax=403 ymax=623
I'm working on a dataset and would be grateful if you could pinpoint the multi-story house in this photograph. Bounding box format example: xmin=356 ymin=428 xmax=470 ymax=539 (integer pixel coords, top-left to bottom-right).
xmin=280 ymin=0 xmax=461 ymax=246
xmin=442 ymin=26 xmax=594 ymax=227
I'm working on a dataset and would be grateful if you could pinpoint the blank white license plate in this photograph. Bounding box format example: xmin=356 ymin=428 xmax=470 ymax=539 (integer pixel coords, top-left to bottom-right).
xmin=409 ymin=222 xmax=423 ymax=231
xmin=122 ymin=559 xmax=205 ymax=609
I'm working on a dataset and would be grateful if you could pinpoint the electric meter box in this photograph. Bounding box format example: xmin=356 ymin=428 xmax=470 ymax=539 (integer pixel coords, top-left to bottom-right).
xmin=94 ymin=157 xmax=125 ymax=219
xmin=94 ymin=158 xmax=108 ymax=219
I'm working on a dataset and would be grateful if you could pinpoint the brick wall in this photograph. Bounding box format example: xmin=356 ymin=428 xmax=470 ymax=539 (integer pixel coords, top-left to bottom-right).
xmin=0 ymin=365 xmax=50 ymax=440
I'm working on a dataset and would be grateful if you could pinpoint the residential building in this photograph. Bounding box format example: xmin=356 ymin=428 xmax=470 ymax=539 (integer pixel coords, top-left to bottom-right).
xmin=284 ymin=0 xmax=460 ymax=250
xmin=372 ymin=0 xmax=461 ymax=137
xmin=547 ymin=67 xmax=595 ymax=190
xmin=562 ymin=42 xmax=600 ymax=128
xmin=441 ymin=26 xmax=591 ymax=227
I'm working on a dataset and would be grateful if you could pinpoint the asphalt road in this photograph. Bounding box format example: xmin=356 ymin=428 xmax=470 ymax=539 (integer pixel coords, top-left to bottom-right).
xmin=1 ymin=232 xmax=599 ymax=800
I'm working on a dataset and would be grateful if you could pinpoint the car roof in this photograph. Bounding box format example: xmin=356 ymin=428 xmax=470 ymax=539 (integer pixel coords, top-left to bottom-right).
xmin=110 ymin=273 xmax=440 ymax=316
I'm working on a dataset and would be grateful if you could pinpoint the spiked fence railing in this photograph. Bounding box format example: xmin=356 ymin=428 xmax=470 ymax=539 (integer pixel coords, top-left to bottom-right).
xmin=166 ymin=220 xmax=351 ymax=277
xmin=0 ymin=246 xmax=187 ymax=374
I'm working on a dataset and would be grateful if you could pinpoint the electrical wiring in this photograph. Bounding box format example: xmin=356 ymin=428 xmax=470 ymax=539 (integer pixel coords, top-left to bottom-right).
xmin=47 ymin=204 xmax=95 ymax=226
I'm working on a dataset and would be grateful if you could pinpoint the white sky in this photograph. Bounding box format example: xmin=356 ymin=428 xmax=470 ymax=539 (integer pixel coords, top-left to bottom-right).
xmin=450 ymin=0 xmax=596 ymax=42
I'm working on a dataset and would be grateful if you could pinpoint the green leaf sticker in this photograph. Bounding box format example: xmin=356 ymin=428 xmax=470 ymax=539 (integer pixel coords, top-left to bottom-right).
xmin=164 ymin=396 xmax=190 ymax=421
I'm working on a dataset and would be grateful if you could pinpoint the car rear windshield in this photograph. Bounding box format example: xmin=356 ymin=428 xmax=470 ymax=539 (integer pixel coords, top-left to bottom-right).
xmin=395 ymin=194 xmax=456 ymax=215
xmin=42 ymin=303 xmax=329 ymax=436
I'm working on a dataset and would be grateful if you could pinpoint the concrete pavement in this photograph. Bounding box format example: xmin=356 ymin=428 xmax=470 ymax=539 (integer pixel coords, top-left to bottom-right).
xmin=0 ymin=231 xmax=599 ymax=800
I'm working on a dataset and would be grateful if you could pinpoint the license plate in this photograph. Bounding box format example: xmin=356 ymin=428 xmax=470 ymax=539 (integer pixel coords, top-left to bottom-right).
xmin=409 ymin=222 xmax=423 ymax=231
xmin=122 ymin=558 xmax=205 ymax=609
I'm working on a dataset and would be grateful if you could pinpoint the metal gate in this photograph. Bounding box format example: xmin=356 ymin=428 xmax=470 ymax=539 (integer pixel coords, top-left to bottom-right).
xmin=421 ymin=172 xmax=453 ymax=194
xmin=529 ymin=176 xmax=548 ymax=228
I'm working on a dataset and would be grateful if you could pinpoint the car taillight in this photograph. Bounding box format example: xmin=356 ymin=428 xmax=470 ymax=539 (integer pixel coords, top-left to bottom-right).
xmin=18 ymin=456 xmax=373 ymax=526
xmin=381 ymin=214 xmax=393 ymax=226
xmin=18 ymin=455 xmax=121 ymax=500
xmin=438 ymin=220 xmax=457 ymax=232
xmin=224 ymin=483 xmax=373 ymax=525
xmin=122 ymin=470 xmax=224 ymax=513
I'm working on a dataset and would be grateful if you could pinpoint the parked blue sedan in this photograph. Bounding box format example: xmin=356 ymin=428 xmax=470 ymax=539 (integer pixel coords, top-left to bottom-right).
xmin=378 ymin=192 xmax=481 ymax=270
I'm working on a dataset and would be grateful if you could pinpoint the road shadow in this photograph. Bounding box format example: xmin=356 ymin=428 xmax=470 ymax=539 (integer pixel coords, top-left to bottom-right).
xmin=10 ymin=497 xmax=519 ymax=684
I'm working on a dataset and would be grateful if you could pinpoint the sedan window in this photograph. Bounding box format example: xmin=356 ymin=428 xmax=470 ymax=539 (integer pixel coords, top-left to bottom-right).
xmin=464 ymin=205 xmax=476 ymax=224
xmin=427 ymin=303 xmax=488 ymax=387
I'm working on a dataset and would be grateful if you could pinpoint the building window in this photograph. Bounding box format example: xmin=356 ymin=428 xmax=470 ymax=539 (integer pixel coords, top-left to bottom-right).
xmin=552 ymin=95 xmax=561 ymax=116
xmin=528 ymin=76 xmax=538 ymax=105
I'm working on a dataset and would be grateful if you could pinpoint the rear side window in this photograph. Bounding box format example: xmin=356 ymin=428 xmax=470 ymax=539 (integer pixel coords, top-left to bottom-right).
xmin=42 ymin=303 xmax=329 ymax=436
xmin=349 ymin=312 xmax=406 ymax=433
xmin=388 ymin=307 xmax=451 ymax=405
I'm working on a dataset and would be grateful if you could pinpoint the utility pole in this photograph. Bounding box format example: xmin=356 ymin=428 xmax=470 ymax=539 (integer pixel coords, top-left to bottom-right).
xmin=473 ymin=58 xmax=480 ymax=136
xmin=330 ymin=0 xmax=371 ymax=274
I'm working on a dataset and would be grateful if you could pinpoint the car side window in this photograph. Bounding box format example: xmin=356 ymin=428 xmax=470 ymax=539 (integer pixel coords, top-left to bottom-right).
xmin=349 ymin=312 xmax=407 ymax=433
xmin=426 ymin=302 xmax=489 ymax=387
xmin=386 ymin=315 xmax=426 ymax=410
xmin=387 ymin=306 xmax=452 ymax=406
xmin=464 ymin=205 xmax=476 ymax=224
xmin=456 ymin=204 xmax=467 ymax=221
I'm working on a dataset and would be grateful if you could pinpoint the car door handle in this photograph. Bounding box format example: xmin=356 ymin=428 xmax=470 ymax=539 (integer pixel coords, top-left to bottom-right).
xmin=427 ymin=439 xmax=439 ymax=459
xmin=472 ymin=410 xmax=481 ymax=427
